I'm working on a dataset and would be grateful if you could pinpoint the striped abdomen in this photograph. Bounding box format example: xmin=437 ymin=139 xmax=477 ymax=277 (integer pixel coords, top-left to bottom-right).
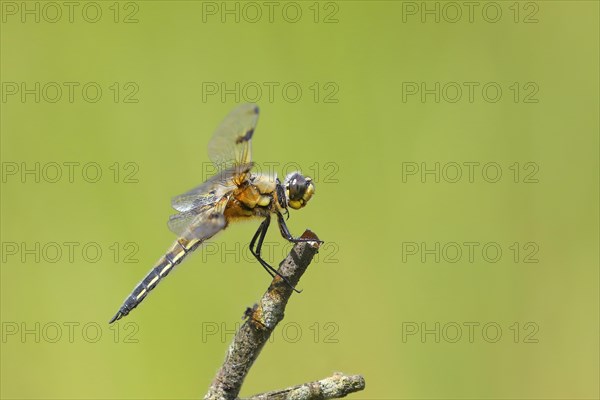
xmin=109 ymin=237 xmax=201 ymax=323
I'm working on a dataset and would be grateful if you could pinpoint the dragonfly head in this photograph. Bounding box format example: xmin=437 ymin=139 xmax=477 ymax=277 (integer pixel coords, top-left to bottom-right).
xmin=285 ymin=172 xmax=315 ymax=210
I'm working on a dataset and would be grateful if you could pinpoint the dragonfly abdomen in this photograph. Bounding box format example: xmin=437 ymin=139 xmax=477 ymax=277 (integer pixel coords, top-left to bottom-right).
xmin=109 ymin=238 xmax=199 ymax=323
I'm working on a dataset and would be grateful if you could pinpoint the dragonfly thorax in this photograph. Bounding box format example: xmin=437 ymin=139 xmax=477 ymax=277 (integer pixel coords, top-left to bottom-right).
xmin=250 ymin=173 xmax=278 ymax=194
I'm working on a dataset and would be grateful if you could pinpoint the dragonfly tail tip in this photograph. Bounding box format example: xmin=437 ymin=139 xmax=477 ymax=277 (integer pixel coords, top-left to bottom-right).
xmin=109 ymin=311 xmax=122 ymax=324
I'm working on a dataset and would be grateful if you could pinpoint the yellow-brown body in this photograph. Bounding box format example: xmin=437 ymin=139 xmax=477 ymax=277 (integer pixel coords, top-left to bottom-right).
xmin=224 ymin=174 xmax=280 ymax=222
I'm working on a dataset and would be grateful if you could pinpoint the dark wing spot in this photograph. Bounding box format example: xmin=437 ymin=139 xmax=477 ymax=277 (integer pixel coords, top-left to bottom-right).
xmin=236 ymin=128 xmax=254 ymax=144
xmin=253 ymin=105 xmax=259 ymax=114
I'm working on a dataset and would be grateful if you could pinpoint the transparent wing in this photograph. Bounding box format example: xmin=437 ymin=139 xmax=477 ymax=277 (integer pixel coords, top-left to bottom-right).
xmin=171 ymin=163 xmax=253 ymax=212
xmin=207 ymin=103 xmax=259 ymax=169
xmin=167 ymin=209 xmax=205 ymax=237
xmin=169 ymin=104 xmax=258 ymax=232
xmin=168 ymin=197 xmax=228 ymax=239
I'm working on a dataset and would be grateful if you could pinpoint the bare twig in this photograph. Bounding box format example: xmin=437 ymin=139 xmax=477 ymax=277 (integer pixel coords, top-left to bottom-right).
xmin=243 ymin=372 xmax=366 ymax=400
xmin=204 ymin=230 xmax=365 ymax=400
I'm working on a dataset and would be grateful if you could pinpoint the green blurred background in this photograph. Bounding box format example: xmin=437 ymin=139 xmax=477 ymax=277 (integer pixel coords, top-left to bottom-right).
xmin=1 ymin=1 xmax=598 ymax=399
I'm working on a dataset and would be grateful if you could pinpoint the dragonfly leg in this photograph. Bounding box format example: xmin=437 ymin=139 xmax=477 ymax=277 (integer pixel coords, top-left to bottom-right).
xmin=277 ymin=212 xmax=324 ymax=244
xmin=250 ymin=216 xmax=301 ymax=293
xmin=250 ymin=216 xmax=274 ymax=277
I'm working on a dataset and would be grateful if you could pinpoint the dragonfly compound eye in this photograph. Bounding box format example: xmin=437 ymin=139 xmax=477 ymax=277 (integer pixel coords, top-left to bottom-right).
xmin=285 ymin=172 xmax=315 ymax=209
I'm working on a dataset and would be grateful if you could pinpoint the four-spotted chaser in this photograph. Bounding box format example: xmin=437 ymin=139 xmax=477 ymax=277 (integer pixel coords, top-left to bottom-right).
xmin=109 ymin=104 xmax=317 ymax=323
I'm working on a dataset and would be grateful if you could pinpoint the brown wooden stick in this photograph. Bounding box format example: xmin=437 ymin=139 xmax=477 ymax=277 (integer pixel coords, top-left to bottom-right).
xmin=204 ymin=230 xmax=320 ymax=399
xmin=243 ymin=372 xmax=366 ymax=400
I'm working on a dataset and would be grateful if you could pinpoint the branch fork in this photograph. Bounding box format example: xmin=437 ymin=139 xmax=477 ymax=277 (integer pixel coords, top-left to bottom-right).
xmin=204 ymin=230 xmax=365 ymax=400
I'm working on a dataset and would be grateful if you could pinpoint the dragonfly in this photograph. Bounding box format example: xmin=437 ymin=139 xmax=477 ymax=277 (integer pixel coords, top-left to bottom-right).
xmin=109 ymin=104 xmax=317 ymax=323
